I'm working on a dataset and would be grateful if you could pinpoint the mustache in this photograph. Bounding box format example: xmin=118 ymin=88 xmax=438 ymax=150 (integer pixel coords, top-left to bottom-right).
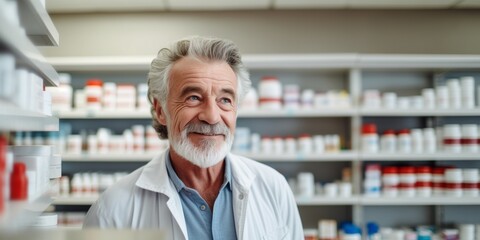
xmin=185 ymin=122 xmax=229 ymax=136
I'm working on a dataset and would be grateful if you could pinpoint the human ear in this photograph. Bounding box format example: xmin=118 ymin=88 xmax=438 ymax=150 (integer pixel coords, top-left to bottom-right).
xmin=153 ymin=99 xmax=167 ymax=125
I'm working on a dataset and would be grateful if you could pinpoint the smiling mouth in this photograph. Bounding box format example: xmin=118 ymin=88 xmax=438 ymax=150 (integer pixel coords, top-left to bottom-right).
xmin=191 ymin=132 xmax=223 ymax=136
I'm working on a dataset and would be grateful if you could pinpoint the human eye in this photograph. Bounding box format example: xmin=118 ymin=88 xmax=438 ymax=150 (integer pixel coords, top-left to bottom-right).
xmin=187 ymin=95 xmax=201 ymax=101
xmin=219 ymin=97 xmax=233 ymax=105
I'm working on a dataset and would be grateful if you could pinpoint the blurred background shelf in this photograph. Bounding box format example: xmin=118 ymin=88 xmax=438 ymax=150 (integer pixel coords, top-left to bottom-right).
xmin=0 ymin=100 xmax=59 ymax=131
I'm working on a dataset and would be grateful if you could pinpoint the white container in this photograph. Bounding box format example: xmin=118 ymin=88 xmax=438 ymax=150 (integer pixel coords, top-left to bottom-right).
xmin=324 ymin=182 xmax=338 ymax=197
xmin=85 ymin=79 xmax=103 ymax=111
xmin=261 ymin=137 xmax=273 ymax=155
xmin=443 ymin=124 xmax=462 ymax=153
xmin=423 ymin=128 xmax=437 ymax=153
xmin=461 ymin=124 xmax=478 ymax=152
xmin=436 ymin=86 xmax=449 ymax=109
xmin=416 ymin=186 xmax=432 ymax=197
xmin=410 ymin=96 xmax=423 ymax=109
xmin=241 ymin=88 xmax=258 ymax=110
xmin=137 ymin=83 xmax=149 ymax=109
xmin=382 ymin=174 xmax=399 ymax=187
xmin=382 ymin=92 xmax=397 ymax=109
xmin=318 ymin=220 xmax=337 ymax=240
xmin=364 ymin=178 xmax=381 ymax=197
xmin=448 ymin=79 xmax=461 ymax=109
xmin=459 ymin=224 xmax=475 ymax=240
xmin=460 ymin=76 xmax=475 ymax=109
xmin=397 ymin=97 xmax=410 ymax=109
xmin=298 ymin=135 xmax=313 ymax=155
xmin=301 ymin=89 xmax=315 ymax=109
xmin=313 ymin=135 xmax=325 ymax=154
xmin=382 ymin=187 xmax=398 ymax=197
xmin=87 ymin=135 xmax=98 ymax=154
xmin=31 ymin=213 xmax=57 ymax=228
xmin=445 ymin=169 xmax=463 ymax=183
xmin=445 ymin=188 xmax=462 ymax=197
xmin=259 ymin=99 xmax=282 ymax=110
xmin=338 ymin=182 xmax=352 ymax=197
xmin=422 ymin=88 xmax=436 ymax=109
xmin=380 ymin=130 xmax=396 ymax=153
xmin=462 ymin=169 xmax=479 ymax=183
xmin=116 ymin=84 xmax=136 ymax=110
xmin=363 ymin=90 xmax=381 ymax=108
xmin=67 ymin=135 xmax=82 ymax=154
xmin=411 ymin=129 xmax=423 ymax=153
xmin=49 ymin=155 xmax=62 ymax=179
xmin=362 ymin=124 xmax=379 ymax=153
xmin=272 ymin=137 xmax=284 ymax=155
xmin=259 ymin=76 xmax=282 ymax=99
xmin=74 ymin=89 xmax=86 ymax=109
xmin=284 ymin=137 xmax=296 ymax=155
xmin=297 ymin=172 xmax=315 ymax=198
xmin=103 ymin=82 xmax=117 ymax=110
xmin=97 ymin=128 xmax=110 ymax=154
xmin=397 ymin=130 xmax=412 ymax=153
xmin=249 ymin=133 xmax=260 ymax=153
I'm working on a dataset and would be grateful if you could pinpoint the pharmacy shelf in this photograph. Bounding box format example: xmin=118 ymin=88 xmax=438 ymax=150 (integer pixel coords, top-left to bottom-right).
xmin=360 ymin=108 xmax=480 ymax=117
xmin=0 ymin=187 xmax=54 ymax=231
xmin=238 ymin=109 xmax=356 ymax=118
xmin=0 ymin=100 xmax=59 ymax=131
xmin=55 ymin=109 xmax=151 ymax=119
xmin=62 ymin=153 xmax=156 ymax=162
xmin=0 ymin=13 xmax=59 ymax=86
xmin=48 ymin=54 xmax=480 ymax=72
xmin=361 ymin=196 xmax=480 ymax=205
xmin=54 ymin=195 xmax=98 ymax=205
xmin=242 ymin=151 xmax=357 ymax=162
xmin=57 ymin=224 xmax=83 ymax=230
xmin=17 ymin=0 xmax=59 ymax=46
xmin=359 ymin=54 xmax=480 ymax=69
xmin=296 ymin=196 xmax=359 ymax=206
xmin=360 ymin=152 xmax=480 ymax=161
xmin=243 ymin=54 xmax=358 ymax=70
xmin=55 ymin=108 xmax=356 ymax=119
xmin=61 ymin=151 xmax=357 ymax=162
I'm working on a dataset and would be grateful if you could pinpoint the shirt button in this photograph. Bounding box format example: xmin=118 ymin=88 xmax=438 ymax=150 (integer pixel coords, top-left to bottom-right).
xmin=200 ymin=205 xmax=206 ymax=211
xmin=239 ymin=193 xmax=244 ymax=200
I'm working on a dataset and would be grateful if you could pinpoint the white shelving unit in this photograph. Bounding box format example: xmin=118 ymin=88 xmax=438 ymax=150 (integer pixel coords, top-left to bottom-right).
xmin=0 ymin=188 xmax=54 ymax=231
xmin=0 ymin=12 xmax=59 ymax=86
xmin=50 ymin=54 xmax=480 ymax=228
xmin=0 ymin=1 xmax=60 ymax=234
xmin=17 ymin=0 xmax=60 ymax=46
xmin=62 ymin=151 xmax=357 ymax=162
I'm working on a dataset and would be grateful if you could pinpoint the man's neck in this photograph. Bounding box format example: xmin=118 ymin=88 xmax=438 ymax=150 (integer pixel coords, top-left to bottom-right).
xmin=169 ymin=148 xmax=225 ymax=208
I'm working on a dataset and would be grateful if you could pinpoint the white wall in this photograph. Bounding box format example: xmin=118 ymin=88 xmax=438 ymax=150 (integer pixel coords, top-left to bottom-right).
xmin=41 ymin=10 xmax=480 ymax=57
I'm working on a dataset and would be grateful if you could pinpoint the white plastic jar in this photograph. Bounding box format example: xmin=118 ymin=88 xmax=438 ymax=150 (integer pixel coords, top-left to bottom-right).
xmin=284 ymin=136 xmax=296 ymax=155
xmin=397 ymin=129 xmax=412 ymax=153
xmin=313 ymin=135 xmax=325 ymax=154
xmin=422 ymin=128 xmax=437 ymax=153
xmin=461 ymin=124 xmax=478 ymax=152
xmin=362 ymin=124 xmax=379 ymax=153
xmin=462 ymin=169 xmax=479 ymax=197
xmin=102 ymin=82 xmax=116 ymax=110
xmin=298 ymin=134 xmax=313 ymax=155
xmin=447 ymin=79 xmax=461 ymax=109
xmin=261 ymin=137 xmax=273 ymax=155
xmin=380 ymin=130 xmax=397 ymax=153
xmin=297 ymin=172 xmax=315 ymax=198
xmin=410 ymin=129 xmax=423 ymax=153
xmin=460 ymin=76 xmax=475 ymax=109
xmin=382 ymin=92 xmax=397 ymax=109
xmin=259 ymin=76 xmax=282 ymax=110
xmin=443 ymin=124 xmax=462 ymax=153
xmin=436 ymin=86 xmax=449 ymax=109
xmin=422 ymin=88 xmax=435 ymax=109
xmin=85 ymin=79 xmax=103 ymax=111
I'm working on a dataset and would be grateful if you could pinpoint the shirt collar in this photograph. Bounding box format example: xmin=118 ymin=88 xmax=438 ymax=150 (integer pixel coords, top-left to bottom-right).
xmin=165 ymin=150 xmax=233 ymax=193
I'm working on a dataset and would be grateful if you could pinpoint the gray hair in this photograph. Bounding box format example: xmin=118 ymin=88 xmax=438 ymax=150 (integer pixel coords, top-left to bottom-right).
xmin=147 ymin=36 xmax=251 ymax=139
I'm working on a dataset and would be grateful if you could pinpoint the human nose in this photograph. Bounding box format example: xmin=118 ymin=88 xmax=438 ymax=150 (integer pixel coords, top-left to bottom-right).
xmin=198 ymin=98 xmax=221 ymax=124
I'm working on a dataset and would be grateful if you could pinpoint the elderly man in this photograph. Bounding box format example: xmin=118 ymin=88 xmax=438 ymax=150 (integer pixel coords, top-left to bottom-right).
xmin=83 ymin=36 xmax=304 ymax=239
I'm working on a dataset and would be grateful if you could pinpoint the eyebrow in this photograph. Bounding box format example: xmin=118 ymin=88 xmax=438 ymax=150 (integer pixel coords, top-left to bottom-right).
xmin=179 ymin=86 xmax=203 ymax=98
xmin=179 ymin=86 xmax=236 ymax=100
xmin=221 ymin=87 xmax=236 ymax=100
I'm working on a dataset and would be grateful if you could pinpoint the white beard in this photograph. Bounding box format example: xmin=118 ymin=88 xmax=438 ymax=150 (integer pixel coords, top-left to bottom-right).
xmin=168 ymin=122 xmax=233 ymax=168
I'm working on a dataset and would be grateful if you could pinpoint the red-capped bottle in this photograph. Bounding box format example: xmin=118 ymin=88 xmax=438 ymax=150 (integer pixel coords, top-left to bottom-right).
xmin=10 ymin=162 xmax=28 ymax=200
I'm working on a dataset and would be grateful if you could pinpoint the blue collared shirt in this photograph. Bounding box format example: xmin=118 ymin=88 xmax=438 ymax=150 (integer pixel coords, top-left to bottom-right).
xmin=165 ymin=152 xmax=237 ymax=240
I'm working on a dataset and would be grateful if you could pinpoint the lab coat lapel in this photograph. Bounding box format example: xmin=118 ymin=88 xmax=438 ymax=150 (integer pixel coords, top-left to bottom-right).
xmin=135 ymin=149 xmax=188 ymax=240
xmin=229 ymin=153 xmax=256 ymax=240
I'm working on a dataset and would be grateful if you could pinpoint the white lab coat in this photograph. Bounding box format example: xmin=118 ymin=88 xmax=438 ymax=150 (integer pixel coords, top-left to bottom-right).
xmin=83 ymin=150 xmax=304 ymax=240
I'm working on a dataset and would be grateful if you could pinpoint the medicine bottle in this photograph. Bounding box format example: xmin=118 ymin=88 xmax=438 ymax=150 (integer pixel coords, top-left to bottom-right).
xmin=461 ymin=124 xmax=478 ymax=152
xmin=397 ymin=129 xmax=412 ymax=153
xmin=443 ymin=124 xmax=461 ymax=153
xmin=380 ymin=130 xmax=396 ymax=153
xmin=410 ymin=129 xmax=423 ymax=153
xmin=362 ymin=124 xmax=379 ymax=153
xmin=259 ymin=76 xmax=282 ymax=110
xmin=298 ymin=134 xmax=313 ymax=155
xmin=10 ymin=162 xmax=28 ymax=200
xmin=85 ymin=79 xmax=103 ymax=111
xmin=422 ymin=128 xmax=436 ymax=153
